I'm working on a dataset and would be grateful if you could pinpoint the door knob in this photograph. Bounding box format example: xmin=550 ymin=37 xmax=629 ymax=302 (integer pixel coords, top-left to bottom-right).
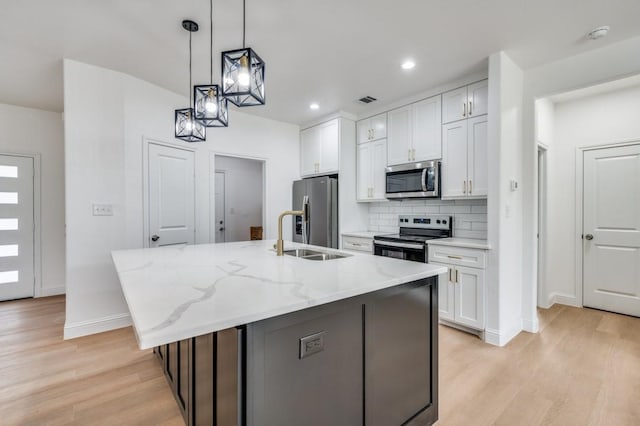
xmin=585 ymin=234 xmax=594 ymax=240
xmin=151 ymin=234 xmax=160 ymax=242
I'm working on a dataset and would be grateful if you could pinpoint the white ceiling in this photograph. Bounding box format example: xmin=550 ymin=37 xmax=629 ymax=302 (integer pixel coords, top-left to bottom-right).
xmin=1 ymin=0 xmax=640 ymax=124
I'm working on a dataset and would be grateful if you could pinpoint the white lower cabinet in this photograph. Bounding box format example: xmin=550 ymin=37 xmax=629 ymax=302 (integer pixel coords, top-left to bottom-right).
xmin=429 ymin=245 xmax=486 ymax=331
xmin=341 ymin=235 xmax=373 ymax=254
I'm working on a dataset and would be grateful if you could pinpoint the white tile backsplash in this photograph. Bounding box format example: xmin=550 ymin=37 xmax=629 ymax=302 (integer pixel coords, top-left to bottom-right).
xmin=367 ymin=199 xmax=488 ymax=239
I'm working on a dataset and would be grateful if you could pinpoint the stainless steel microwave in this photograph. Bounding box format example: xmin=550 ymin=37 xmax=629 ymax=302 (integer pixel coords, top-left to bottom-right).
xmin=385 ymin=161 xmax=440 ymax=199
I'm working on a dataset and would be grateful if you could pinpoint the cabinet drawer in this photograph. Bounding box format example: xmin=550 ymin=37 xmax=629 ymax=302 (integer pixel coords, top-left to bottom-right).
xmin=428 ymin=245 xmax=486 ymax=269
xmin=342 ymin=236 xmax=373 ymax=253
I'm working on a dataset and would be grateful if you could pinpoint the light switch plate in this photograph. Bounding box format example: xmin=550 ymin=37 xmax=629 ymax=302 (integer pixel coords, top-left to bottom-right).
xmin=93 ymin=204 xmax=113 ymax=216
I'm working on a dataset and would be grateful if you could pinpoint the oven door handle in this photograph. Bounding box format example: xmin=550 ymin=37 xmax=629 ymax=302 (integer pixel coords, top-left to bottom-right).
xmin=374 ymin=240 xmax=425 ymax=250
xmin=421 ymin=168 xmax=428 ymax=192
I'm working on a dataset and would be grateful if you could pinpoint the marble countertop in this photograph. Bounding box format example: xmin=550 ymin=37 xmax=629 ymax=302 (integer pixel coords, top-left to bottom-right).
xmin=112 ymin=240 xmax=446 ymax=350
xmin=341 ymin=231 xmax=380 ymax=239
xmin=427 ymin=238 xmax=491 ymax=250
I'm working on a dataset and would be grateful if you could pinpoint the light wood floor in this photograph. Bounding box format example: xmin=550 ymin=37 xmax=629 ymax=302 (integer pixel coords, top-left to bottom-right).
xmin=1 ymin=296 xmax=639 ymax=425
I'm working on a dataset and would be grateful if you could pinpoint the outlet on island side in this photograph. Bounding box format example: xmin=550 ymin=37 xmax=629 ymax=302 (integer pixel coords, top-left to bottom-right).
xmin=93 ymin=204 xmax=113 ymax=216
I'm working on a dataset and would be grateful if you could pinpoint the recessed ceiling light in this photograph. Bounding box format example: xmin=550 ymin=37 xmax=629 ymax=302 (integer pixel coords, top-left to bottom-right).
xmin=309 ymin=103 xmax=319 ymax=110
xmin=587 ymin=26 xmax=610 ymax=40
xmin=401 ymin=60 xmax=416 ymax=70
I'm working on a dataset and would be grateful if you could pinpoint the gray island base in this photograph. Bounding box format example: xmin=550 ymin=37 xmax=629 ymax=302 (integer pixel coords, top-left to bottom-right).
xmin=154 ymin=276 xmax=438 ymax=426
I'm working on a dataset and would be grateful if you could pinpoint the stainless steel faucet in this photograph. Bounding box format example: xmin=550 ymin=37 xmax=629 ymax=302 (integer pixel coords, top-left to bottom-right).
xmin=276 ymin=196 xmax=309 ymax=256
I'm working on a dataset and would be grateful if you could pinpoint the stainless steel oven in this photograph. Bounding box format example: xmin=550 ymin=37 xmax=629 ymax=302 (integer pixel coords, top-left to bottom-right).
xmin=373 ymin=215 xmax=452 ymax=263
xmin=385 ymin=161 xmax=440 ymax=199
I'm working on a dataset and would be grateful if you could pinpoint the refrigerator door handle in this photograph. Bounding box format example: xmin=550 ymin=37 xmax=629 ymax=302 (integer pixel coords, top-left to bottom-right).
xmin=302 ymin=195 xmax=310 ymax=244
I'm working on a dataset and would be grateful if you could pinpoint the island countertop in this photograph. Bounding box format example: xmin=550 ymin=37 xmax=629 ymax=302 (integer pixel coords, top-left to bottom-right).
xmin=112 ymin=240 xmax=446 ymax=350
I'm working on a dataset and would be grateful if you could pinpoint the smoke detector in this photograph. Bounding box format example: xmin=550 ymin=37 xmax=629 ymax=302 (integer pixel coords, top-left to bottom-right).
xmin=587 ymin=26 xmax=610 ymax=40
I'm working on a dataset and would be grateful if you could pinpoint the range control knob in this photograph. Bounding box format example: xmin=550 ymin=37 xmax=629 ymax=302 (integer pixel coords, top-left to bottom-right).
xmin=436 ymin=220 xmax=441 ymax=224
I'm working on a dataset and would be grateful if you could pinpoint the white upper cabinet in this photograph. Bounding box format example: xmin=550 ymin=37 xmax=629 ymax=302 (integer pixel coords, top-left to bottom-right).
xmin=357 ymin=139 xmax=387 ymax=202
xmin=387 ymin=95 xmax=442 ymax=166
xmin=412 ymin=95 xmax=442 ymax=162
xmin=357 ymin=113 xmax=387 ymax=144
xmin=442 ymin=115 xmax=488 ymax=199
xmin=442 ymin=120 xmax=468 ymax=199
xmin=467 ymin=115 xmax=488 ymax=197
xmin=442 ymin=87 xmax=468 ymax=124
xmin=467 ymin=80 xmax=488 ymax=118
xmin=387 ymin=106 xmax=413 ymax=166
xmin=442 ymin=80 xmax=488 ymax=124
xmin=300 ymin=119 xmax=340 ymax=177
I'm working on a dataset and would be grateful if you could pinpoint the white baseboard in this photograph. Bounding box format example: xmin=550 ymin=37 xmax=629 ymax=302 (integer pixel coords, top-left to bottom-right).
xmin=38 ymin=286 xmax=66 ymax=297
xmin=522 ymin=316 xmax=539 ymax=333
xmin=484 ymin=323 xmax=522 ymax=347
xmin=64 ymin=313 xmax=132 ymax=340
xmin=547 ymin=292 xmax=581 ymax=308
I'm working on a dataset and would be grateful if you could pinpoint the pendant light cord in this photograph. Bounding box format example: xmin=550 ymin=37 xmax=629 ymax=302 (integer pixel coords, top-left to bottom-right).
xmin=210 ymin=0 xmax=213 ymax=83
xmin=189 ymin=29 xmax=193 ymax=105
xmin=242 ymin=0 xmax=246 ymax=48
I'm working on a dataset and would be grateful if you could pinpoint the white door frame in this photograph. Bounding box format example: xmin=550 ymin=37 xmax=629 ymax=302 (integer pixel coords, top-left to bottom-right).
xmin=0 ymin=151 xmax=42 ymax=297
xmin=209 ymin=151 xmax=267 ymax=243
xmin=142 ymin=138 xmax=197 ymax=248
xmin=536 ymin=143 xmax=548 ymax=309
xmin=575 ymin=139 xmax=640 ymax=307
xmin=214 ymin=170 xmax=226 ymax=243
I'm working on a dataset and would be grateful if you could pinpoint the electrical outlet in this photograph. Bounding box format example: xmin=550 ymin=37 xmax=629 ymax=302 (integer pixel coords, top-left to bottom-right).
xmin=93 ymin=204 xmax=113 ymax=216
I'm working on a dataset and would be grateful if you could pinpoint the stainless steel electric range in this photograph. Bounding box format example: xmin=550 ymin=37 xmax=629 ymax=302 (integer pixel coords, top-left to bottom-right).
xmin=373 ymin=215 xmax=453 ymax=263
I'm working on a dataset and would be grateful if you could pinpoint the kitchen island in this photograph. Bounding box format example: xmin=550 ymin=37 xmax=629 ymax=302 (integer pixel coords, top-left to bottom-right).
xmin=112 ymin=240 xmax=446 ymax=426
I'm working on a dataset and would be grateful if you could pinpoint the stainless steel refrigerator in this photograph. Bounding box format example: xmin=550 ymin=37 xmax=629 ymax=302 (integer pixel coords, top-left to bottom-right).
xmin=292 ymin=176 xmax=338 ymax=248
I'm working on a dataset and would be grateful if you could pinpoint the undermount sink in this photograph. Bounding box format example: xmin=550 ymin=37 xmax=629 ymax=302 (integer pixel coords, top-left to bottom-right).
xmin=283 ymin=249 xmax=351 ymax=261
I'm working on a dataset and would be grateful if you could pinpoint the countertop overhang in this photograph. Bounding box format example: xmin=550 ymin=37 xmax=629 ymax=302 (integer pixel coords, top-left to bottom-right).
xmin=112 ymin=240 xmax=446 ymax=349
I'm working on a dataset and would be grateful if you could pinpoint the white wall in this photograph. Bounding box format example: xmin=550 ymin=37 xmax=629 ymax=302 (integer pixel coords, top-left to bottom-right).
xmin=541 ymin=83 xmax=640 ymax=307
xmin=486 ymin=52 xmax=525 ymax=345
xmin=64 ymin=59 xmax=299 ymax=339
xmin=214 ymin=155 xmax=264 ymax=242
xmin=522 ymin=36 xmax=640 ymax=317
xmin=0 ymin=103 xmax=65 ymax=296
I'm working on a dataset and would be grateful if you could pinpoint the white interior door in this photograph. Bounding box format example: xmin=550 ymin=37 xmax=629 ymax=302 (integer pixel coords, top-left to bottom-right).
xmin=215 ymin=171 xmax=226 ymax=243
xmin=583 ymin=144 xmax=640 ymax=317
xmin=0 ymin=155 xmax=34 ymax=301
xmin=148 ymin=144 xmax=195 ymax=247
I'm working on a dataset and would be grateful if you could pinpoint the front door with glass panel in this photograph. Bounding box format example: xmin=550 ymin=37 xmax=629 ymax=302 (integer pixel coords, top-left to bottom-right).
xmin=0 ymin=155 xmax=34 ymax=301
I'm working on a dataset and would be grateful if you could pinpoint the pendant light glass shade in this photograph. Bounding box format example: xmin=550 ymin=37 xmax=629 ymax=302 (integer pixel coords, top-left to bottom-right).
xmin=221 ymin=48 xmax=265 ymax=106
xmin=194 ymin=84 xmax=229 ymax=127
xmin=175 ymin=19 xmax=206 ymax=143
xmin=175 ymin=108 xmax=206 ymax=142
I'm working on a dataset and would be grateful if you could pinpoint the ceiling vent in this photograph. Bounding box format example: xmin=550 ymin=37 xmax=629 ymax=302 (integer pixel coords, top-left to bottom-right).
xmin=358 ymin=96 xmax=377 ymax=104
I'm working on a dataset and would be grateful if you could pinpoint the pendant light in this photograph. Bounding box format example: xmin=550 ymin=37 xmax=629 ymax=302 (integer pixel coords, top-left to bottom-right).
xmin=175 ymin=20 xmax=206 ymax=143
xmin=194 ymin=0 xmax=229 ymax=127
xmin=221 ymin=0 xmax=265 ymax=107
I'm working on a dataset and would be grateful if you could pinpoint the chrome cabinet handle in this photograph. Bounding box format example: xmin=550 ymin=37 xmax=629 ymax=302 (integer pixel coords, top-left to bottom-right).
xmin=463 ymin=180 xmax=467 ymax=194
xmin=469 ymin=100 xmax=473 ymax=115
xmin=151 ymin=234 xmax=160 ymax=242
xmin=447 ymin=255 xmax=463 ymax=260
xmin=463 ymin=102 xmax=467 ymax=117
xmin=456 ymin=269 xmax=459 ymax=283
xmin=412 ymin=148 xmax=416 ymax=161
xmin=469 ymin=180 xmax=473 ymax=194
xmin=585 ymin=234 xmax=594 ymax=240
xmin=448 ymin=268 xmax=453 ymax=282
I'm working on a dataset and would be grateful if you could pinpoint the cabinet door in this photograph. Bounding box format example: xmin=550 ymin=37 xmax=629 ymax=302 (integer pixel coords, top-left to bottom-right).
xmin=454 ymin=266 xmax=485 ymax=330
xmin=371 ymin=139 xmax=387 ymax=200
xmin=370 ymin=113 xmax=387 ymax=141
xmin=442 ymin=121 xmax=468 ymax=199
xmin=467 ymin=80 xmax=488 ymax=117
xmin=412 ymin=95 xmax=442 ymax=161
xmin=387 ymin=106 xmax=412 ymax=166
xmin=357 ymin=118 xmax=371 ymax=144
xmin=467 ymin=115 xmax=488 ymax=197
xmin=357 ymin=142 xmax=372 ymax=201
xmin=442 ymin=87 xmax=468 ymax=124
xmin=319 ymin=120 xmax=340 ymax=173
xmin=436 ymin=264 xmax=455 ymax=322
xmin=300 ymin=127 xmax=320 ymax=176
